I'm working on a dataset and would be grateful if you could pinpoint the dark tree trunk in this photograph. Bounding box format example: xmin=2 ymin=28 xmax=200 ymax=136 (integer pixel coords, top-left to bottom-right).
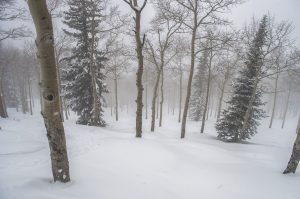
xmin=28 ymin=78 xmax=33 ymax=115
xmin=159 ymin=67 xmax=164 ymax=127
xmin=110 ymin=94 xmax=113 ymax=117
xmin=269 ymin=73 xmax=279 ymax=128
xmin=181 ymin=27 xmax=196 ymax=138
xmin=201 ymin=50 xmax=212 ymax=134
xmin=156 ymin=86 xmax=159 ymax=119
xmin=134 ymin=10 xmax=145 ymax=138
xmin=114 ymin=78 xmax=119 ymax=121
xmin=282 ymin=85 xmax=291 ymax=129
xmin=90 ymin=15 xmax=100 ymax=125
xmin=32 ymin=84 xmax=35 ymax=108
xmin=178 ymin=70 xmax=182 ymax=123
xmin=0 ymin=79 xmax=8 ymax=118
xmin=150 ymin=70 xmax=161 ymax=131
xmin=20 ymin=80 xmax=29 ymax=114
xmin=172 ymin=85 xmax=175 ymax=115
xmin=217 ymin=82 xmax=226 ymax=119
xmin=0 ymin=93 xmax=7 ymax=118
xmin=145 ymin=68 xmax=148 ymax=119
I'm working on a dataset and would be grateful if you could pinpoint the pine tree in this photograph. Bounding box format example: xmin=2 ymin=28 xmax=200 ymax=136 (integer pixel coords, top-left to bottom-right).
xmin=189 ymin=49 xmax=208 ymax=121
xmin=62 ymin=0 xmax=108 ymax=126
xmin=216 ymin=15 xmax=268 ymax=142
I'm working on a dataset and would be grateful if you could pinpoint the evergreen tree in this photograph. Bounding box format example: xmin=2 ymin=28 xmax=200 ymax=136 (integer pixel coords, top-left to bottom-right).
xmin=63 ymin=0 xmax=108 ymax=126
xmin=216 ymin=15 xmax=268 ymax=142
xmin=189 ymin=49 xmax=208 ymax=121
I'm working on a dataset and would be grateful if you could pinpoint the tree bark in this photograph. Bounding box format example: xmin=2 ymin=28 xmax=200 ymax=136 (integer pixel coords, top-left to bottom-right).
xmin=36 ymin=65 xmax=43 ymax=110
xmin=20 ymin=79 xmax=29 ymax=114
xmin=217 ymin=82 xmax=226 ymax=119
xmin=39 ymin=82 xmax=43 ymax=109
xmin=0 ymin=78 xmax=8 ymax=118
xmin=150 ymin=70 xmax=161 ymax=131
xmin=110 ymin=94 xmax=113 ymax=117
xmin=0 ymin=95 xmax=7 ymax=118
xmin=181 ymin=27 xmax=196 ymax=138
xmin=209 ymin=89 xmax=213 ymax=118
xmin=269 ymin=73 xmax=279 ymax=128
xmin=281 ymin=85 xmax=291 ymax=129
xmin=90 ymin=15 xmax=100 ymax=125
xmin=24 ymin=79 xmax=30 ymax=112
xmin=178 ymin=69 xmax=182 ymax=123
xmin=66 ymin=103 xmax=70 ymax=117
xmin=156 ymin=85 xmax=159 ymax=119
xmin=27 ymin=0 xmax=70 ymax=182
xmin=114 ymin=78 xmax=119 ymax=121
xmin=201 ymin=48 xmax=212 ymax=134
xmin=32 ymin=89 xmax=35 ymax=108
xmin=63 ymin=97 xmax=68 ymax=120
xmin=217 ymin=58 xmax=231 ymax=119
xmin=172 ymin=85 xmax=176 ymax=115
xmin=54 ymin=48 xmax=64 ymax=122
xmin=159 ymin=66 xmax=164 ymax=127
xmin=133 ymin=8 xmax=145 ymax=138
xmin=28 ymin=77 xmax=33 ymax=115
xmin=206 ymin=89 xmax=210 ymax=120
xmin=12 ymin=76 xmax=19 ymax=112
xmin=283 ymin=117 xmax=300 ymax=174
xmin=145 ymin=68 xmax=148 ymax=119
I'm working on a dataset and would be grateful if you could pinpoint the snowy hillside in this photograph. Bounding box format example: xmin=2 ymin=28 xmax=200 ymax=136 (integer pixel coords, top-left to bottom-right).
xmin=0 ymin=109 xmax=299 ymax=199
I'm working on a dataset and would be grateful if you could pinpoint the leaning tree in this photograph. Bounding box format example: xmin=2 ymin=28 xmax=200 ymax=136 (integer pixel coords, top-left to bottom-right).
xmin=216 ymin=16 xmax=268 ymax=142
xmin=27 ymin=0 xmax=70 ymax=182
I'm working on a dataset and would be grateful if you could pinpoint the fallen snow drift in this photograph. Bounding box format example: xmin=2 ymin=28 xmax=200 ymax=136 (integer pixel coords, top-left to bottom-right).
xmin=0 ymin=109 xmax=299 ymax=199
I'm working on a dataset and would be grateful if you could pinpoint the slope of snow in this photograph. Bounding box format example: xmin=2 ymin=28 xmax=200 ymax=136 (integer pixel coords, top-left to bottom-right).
xmin=0 ymin=109 xmax=299 ymax=199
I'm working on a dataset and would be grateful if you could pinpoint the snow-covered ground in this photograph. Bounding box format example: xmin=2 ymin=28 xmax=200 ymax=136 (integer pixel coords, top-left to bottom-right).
xmin=0 ymin=109 xmax=299 ymax=199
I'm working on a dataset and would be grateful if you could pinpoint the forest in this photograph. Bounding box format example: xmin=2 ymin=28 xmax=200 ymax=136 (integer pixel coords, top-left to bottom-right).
xmin=1 ymin=0 xmax=300 ymax=198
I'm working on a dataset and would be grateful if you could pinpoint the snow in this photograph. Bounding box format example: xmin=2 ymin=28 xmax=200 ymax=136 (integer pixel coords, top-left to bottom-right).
xmin=0 ymin=109 xmax=299 ymax=199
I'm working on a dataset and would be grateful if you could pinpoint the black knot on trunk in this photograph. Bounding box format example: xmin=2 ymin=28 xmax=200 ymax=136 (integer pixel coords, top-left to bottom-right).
xmin=43 ymin=90 xmax=55 ymax=102
xmin=46 ymin=94 xmax=54 ymax=101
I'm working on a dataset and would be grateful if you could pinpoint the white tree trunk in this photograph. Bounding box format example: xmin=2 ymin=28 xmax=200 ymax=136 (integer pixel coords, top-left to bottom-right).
xmin=283 ymin=116 xmax=300 ymax=174
xmin=27 ymin=0 xmax=70 ymax=182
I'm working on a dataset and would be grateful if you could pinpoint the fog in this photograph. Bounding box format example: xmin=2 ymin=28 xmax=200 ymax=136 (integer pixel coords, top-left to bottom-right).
xmin=1 ymin=0 xmax=300 ymax=198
